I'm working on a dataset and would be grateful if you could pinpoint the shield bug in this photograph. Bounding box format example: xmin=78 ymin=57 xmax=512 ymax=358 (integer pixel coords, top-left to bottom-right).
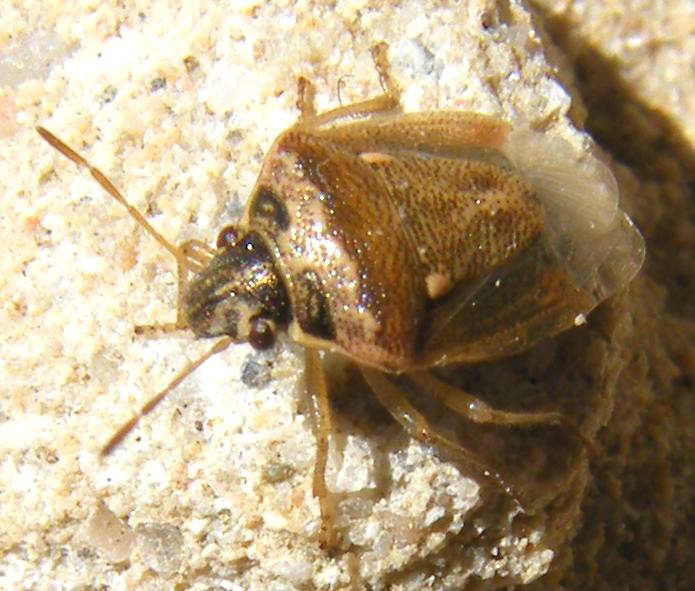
xmin=37 ymin=42 xmax=644 ymax=547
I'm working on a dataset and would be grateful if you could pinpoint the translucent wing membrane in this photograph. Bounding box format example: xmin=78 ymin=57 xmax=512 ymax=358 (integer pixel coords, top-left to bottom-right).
xmin=417 ymin=126 xmax=644 ymax=367
xmin=501 ymin=130 xmax=645 ymax=305
xmin=503 ymin=130 xmax=620 ymax=234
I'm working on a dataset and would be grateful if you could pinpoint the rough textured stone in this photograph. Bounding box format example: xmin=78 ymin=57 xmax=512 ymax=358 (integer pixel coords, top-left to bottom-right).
xmin=1 ymin=0 xmax=690 ymax=589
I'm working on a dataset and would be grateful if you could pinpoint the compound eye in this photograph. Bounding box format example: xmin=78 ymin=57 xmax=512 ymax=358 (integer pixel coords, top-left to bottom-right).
xmin=249 ymin=318 xmax=275 ymax=351
xmin=216 ymin=225 xmax=241 ymax=249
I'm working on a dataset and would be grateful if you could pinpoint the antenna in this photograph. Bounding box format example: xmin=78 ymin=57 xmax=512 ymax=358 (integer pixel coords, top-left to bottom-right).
xmin=101 ymin=337 xmax=232 ymax=455
xmin=37 ymin=126 xmax=196 ymax=273
xmin=37 ymin=126 xmax=230 ymax=453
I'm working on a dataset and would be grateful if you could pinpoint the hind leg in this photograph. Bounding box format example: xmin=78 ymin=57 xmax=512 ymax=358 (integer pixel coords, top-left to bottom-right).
xmin=408 ymin=371 xmax=566 ymax=427
xmin=359 ymin=365 xmax=518 ymax=501
xmin=407 ymin=370 xmax=594 ymax=452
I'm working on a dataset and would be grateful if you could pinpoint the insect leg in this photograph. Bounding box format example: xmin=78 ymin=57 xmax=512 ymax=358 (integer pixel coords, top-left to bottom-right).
xmin=295 ymin=42 xmax=401 ymax=130
xmin=359 ymin=366 xmax=519 ymax=502
xmin=407 ymin=371 xmax=566 ymax=427
xmin=407 ymin=371 xmax=596 ymax=454
xmin=296 ymin=76 xmax=317 ymax=121
xmin=180 ymin=239 xmax=216 ymax=270
xmin=304 ymin=348 xmax=338 ymax=548
xmin=370 ymin=41 xmax=400 ymax=102
xmin=133 ymin=238 xmax=216 ymax=336
xmin=172 ymin=239 xmax=217 ymax=328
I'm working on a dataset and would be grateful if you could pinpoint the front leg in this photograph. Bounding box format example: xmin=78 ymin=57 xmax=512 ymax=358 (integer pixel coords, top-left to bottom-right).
xmin=134 ymin=239 xmax=216 ymax=336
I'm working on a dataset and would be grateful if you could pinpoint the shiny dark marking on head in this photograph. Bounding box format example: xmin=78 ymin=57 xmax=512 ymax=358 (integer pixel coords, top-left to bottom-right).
xmin=250 ymin=186 xmax=289 ymax=230
xmin=184 ymin=231 xmax=290 ymax=340
xmin=295 ymin=269 xmax=336 ymax=340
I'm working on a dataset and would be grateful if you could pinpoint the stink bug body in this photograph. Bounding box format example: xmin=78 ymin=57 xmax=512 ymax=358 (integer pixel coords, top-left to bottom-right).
xmin=38 ymin=42 xmax=644 ymax=547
